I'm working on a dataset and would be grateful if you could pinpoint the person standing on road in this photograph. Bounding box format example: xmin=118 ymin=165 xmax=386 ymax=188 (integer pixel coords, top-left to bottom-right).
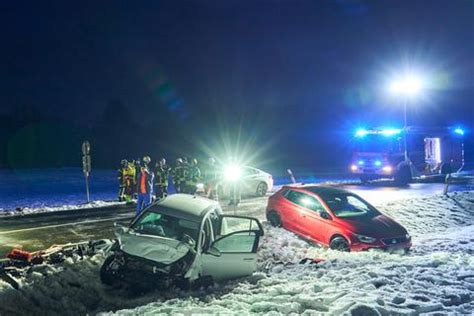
xmin=185 ymin=158 xmax=201 ymax=194
xmin=172 ymin=158 xmax=186 ymax=193
xmin=136 ymin=156 xmax=154 ymax=215
xmin=117 ymin=159 xmax=128 ymax=201
xmin=181 ymin=157 xmax=190 ymax=193
xmin=122 ymin=161 xmax=136 ymax=202
xmin=203 ymin=157 xmax=219 ymax=200
xmin=132 ymin=158 xmax=141 ymax=199
xmin=154 ymin=158 xmax=170 ymax=200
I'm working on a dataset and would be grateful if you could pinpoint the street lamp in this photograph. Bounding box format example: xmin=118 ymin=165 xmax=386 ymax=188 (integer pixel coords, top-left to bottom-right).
xmin=388 ymin=73 xmax=424 ymax=161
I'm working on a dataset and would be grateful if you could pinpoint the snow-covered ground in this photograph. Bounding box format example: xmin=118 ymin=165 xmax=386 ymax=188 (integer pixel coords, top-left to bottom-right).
xmin=1 ymin=191 xmax=473 ymax=315
xmin=0 ymin=200 xmax=125 ymax=217
xmin=0 ymin=168 xmax=120 ymax=211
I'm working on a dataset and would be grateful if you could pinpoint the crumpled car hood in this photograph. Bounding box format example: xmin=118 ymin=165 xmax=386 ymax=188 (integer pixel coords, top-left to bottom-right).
xmin=119 ymin=233 xmax=191 ymax=265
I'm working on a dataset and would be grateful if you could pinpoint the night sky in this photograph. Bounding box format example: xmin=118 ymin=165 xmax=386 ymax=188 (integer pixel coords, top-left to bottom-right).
xmin=1 ymin=0 xmax=473 ymax=171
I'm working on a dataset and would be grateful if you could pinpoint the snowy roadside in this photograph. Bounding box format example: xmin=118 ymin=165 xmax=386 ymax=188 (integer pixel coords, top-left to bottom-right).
xmin=0 ymin=200 xmax=126 ymax=217
xmin=0 ymin=191 xmax=473 ymax=315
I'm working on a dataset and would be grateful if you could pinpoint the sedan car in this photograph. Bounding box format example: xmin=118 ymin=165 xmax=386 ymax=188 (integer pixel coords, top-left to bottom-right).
xmin=101 ymin=194 xmax=264 ymax=288
xmin=219 ymin=166 xmax=273 ymax=197
xmin=266 ymin=185 xmax=411 ymax=252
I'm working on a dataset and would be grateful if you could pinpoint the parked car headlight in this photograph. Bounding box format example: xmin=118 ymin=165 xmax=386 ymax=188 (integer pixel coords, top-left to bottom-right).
xmin=224 ymin=164 xmax=242 ymax=182
xmin=354 ymin=234 xmax=377 ymax=244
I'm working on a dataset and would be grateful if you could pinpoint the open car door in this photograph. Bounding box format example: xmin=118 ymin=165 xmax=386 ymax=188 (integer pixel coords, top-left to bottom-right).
xmin=200 ymin=215 xmax=264 ymax=281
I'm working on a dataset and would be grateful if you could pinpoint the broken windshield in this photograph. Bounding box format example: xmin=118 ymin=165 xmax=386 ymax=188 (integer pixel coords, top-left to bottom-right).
xmin=131 ymin=210 xmax=200 ymax=242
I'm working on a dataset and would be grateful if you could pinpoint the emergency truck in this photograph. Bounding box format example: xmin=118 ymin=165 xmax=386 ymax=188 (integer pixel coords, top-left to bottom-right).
xmin=350 ymin=126 xmax=466 ymax=184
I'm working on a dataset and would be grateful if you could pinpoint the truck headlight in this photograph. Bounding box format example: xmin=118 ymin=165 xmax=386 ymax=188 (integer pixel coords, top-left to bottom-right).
xmin=382 ymin=166 xmax=392 ymax=173
xmin=350 ymin=164 xmax=358 ymax=171
xmin=354 ymin=233 xmax=377 ymax=244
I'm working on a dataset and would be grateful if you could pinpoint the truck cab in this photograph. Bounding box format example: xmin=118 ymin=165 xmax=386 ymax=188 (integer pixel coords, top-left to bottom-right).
xmin=350 ymin=127 xmax=465 ymax=184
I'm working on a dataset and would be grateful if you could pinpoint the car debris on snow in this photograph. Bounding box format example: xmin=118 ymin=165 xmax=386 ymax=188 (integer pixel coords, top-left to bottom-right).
xmin=0 ymin=240 xmax=112 ymax=290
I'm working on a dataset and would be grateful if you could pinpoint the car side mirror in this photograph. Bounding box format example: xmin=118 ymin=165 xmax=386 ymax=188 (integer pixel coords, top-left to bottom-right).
xmin=206 ymin=246 xmax=221 ymax=257
xmin=319 ymin=210 xmax=332 ymax=220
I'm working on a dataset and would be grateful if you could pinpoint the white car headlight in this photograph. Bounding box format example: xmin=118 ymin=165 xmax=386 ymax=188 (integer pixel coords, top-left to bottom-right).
xmin=354 ymin=233 xmax=377 ymax=244
xmin=224 ymin=165 xmax=242 ymax=182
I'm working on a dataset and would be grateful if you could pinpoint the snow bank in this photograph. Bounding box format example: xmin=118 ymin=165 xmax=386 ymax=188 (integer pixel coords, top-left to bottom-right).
xmin=1 ymin=192 xmax=473 ymax=315
xmin=102 ymin=224 xmax=473 ymax=315
xmin=0 ymin=200 xmax=125 ymax=217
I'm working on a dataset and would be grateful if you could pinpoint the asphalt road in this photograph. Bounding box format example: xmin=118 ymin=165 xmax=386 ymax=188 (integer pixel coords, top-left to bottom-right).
xmin=0 ymin=181 xmax=471 ymax=257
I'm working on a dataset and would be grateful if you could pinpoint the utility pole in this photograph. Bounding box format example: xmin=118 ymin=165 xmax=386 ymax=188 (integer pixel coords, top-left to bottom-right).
xmin=82 ymin=141 xmax=91 ymax=203
xmin=403 ymin=99 xmax=409 ymax=162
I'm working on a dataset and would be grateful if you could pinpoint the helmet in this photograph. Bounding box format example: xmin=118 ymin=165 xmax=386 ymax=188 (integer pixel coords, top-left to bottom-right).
xmin=176 ymin=158 xmax=183 ymax=164
xmin=142 ymin=156 xmax=151 ymax=164
xmin=160 ymin=158 xmax=166 ymax=165
xmin=192 ymin=158 xmax=198 ymax=165
xmin=121 ymin=159 xmax=128 ymax=166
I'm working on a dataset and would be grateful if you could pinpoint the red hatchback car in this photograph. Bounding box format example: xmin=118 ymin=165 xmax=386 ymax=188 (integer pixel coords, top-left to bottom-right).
xmin=266 ymin=185 xmax=411 ymax=252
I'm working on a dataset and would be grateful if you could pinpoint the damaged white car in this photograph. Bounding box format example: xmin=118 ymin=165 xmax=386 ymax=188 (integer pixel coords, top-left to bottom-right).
xmin=100 ymin=194 xmax=264 ymax=289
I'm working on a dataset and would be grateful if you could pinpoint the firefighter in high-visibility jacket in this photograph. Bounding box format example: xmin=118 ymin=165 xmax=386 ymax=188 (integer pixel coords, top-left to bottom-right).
xmin=185 ymin=158 xmax=201 ymax=194
xmin=122 ymin=161 xmax=136 ymax=202
xmin=172 ymin=158 xmax=186 ymax=193
xmin=154 ymin=158 xmax=170 ymax=200
xmin=117 ymin=159 xmax=129 ymax=201
xmin=132 ymin=158 xmax=141 ymax=199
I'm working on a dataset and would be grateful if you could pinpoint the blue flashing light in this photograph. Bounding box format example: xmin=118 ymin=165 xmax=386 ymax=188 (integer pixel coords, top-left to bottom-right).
xmin=374 ymin=160 xmax=382 ymax=167
xmin=355 ymin=129 xmax=368 ymax=137
xmin=355 ymin=128 xmax=402 ymax=138
xmin=357 ymin=160 xmax=365 ymax=166
xmin=380 ymin=128 xmax=402 ymax=136
xmin=454 ymin=128 xmax=465 ymax=136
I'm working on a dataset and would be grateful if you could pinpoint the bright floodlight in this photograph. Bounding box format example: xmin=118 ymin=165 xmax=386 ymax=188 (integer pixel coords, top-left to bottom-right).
xmin=389 ymin=74 xmax=423 ymax=97
xmin=224 ymin=164 xmax=242 ymax=182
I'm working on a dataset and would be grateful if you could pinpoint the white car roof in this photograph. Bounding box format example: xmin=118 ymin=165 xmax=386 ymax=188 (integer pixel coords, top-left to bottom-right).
xmin=154 ymin=194 xmax=219 ymax=221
